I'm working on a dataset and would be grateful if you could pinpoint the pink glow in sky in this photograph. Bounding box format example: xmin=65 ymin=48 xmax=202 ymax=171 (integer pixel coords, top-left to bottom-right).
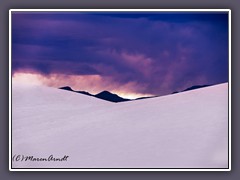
xmin=12 ymin=72 xmax=153 ymax=99
xmin=11 ymin=12 xmax=229 ymax=96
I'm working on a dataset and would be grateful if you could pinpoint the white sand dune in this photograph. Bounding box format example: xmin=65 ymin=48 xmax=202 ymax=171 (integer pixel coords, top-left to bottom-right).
xmin=12 ymin=81 xmax=229 ymax=169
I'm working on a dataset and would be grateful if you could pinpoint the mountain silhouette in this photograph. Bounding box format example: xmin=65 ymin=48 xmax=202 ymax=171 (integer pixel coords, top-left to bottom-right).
xmin=95 ymin=91 xmax=130 ymax=103
xmin=59 ymin=86 xmax=93 ymax=97
xmin=59 ymin=87 xmax=129 ymax=103
xmin=172 ymin=85 xmax=210 ymax=94
xmin=183 ymin=85 xmax=210 ymax=91
xmin=59 ymin=86 xmax=73 ymax=91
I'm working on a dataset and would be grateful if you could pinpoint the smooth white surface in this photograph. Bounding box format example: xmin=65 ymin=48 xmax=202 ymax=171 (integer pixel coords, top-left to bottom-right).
xmin=12 ymin=81 xmax=228 ymax=168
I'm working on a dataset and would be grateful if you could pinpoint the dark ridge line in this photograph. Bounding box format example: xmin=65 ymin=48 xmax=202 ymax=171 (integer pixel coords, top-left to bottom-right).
xmin=59 ymin=86 xmax=129 ymax=103
xmin=59 ymin=84 xmax=212 ymax=103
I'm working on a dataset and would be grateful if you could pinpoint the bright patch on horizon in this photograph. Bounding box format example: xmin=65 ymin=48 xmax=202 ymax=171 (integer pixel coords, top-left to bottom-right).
xmin=12 ymin=73 xmax=43 ymax=86
xmin=113 ymin=92 xmax=153 ymax=100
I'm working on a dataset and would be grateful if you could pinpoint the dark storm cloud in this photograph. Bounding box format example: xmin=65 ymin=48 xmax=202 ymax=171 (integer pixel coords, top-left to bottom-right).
xmin=11 ymin=11 xmax=229 ymax=95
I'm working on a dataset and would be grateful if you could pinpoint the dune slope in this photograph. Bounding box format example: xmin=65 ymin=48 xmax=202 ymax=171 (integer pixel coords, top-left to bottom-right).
xmin=12 ymin=82 xmax=229 ymax=168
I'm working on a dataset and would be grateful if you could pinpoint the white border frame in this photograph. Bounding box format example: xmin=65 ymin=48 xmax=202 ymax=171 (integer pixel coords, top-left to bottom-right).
xmin=9 ymin=9 xmax=231 ymax=171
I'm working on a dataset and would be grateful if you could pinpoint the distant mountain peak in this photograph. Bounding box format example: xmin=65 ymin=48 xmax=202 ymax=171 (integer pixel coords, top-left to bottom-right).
xmin=183 ymin=85 xmax=210 ymax=92
xmin=172 ymin=84 xmax=211 ymax=94
xmin=59 ymin=86 xmax=73 ymax=91
xmin=96 ymin=91 xmax=116 ymax=96
xmin=95 ymin=91 xmax=129 ymax=103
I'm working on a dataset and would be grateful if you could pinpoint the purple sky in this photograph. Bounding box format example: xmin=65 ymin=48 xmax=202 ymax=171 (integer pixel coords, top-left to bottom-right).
xmin=11 ymin=11 xmax=229 ymax=97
